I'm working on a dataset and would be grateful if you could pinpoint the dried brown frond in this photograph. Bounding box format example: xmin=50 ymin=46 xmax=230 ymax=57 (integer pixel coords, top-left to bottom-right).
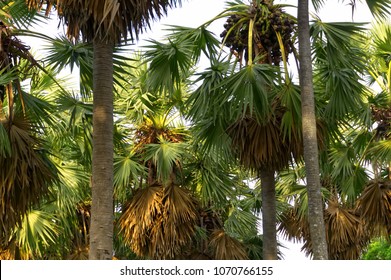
xmin=209 ymin=229 xmax=248 ymax=260
xmin=356 ymin=180 xmax=391 ymax=237
xmin=0 ymin=23 xmax=38 ymax=69
xmin=0 ymin=115 xmax=57 ymax=245
xmin=134 ymin=121 xmax=183 ymax=151
xmin=279 ymin=198 xmax=370 ymax=260
xmin=227 ymin=108 xmax=302 ymax=171
xmin=324 ymin=197 xmax=369 ymax=259
xmin=26 ymin=0 xmax=182 ymax=43
xmin=278 ymin=206 xmax=310 ymax=242
xmin=65 ymin=201 xmax=91 ymax=260
xmin=0 ymin=247 xmax=13 ymax=260
xmin=118 ymin=184 xmax=198 ymax=259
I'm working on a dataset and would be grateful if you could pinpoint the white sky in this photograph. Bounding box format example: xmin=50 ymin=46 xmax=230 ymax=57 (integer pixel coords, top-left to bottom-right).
xmin=26 ymin=0 xmax=380 ymax=260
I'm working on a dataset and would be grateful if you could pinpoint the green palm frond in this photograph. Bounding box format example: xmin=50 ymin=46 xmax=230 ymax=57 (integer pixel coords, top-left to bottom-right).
xmin=52 ymin=90 xmax=93 ymax=126
xmin=368 ymin=139 xmax=391 ymax=164
xmin=43 ymin=34 xmax=92 ymax=72
xmin=312 ymin=20 xmax=367 ymax=120
xmin=144 ymin=136 xmax=188 ymax=185
xmin=164 ymin=25 xmax=221 ymax=61
xmin=144 ymin=38 xmax=194 ymax=94
xmin=329 ymin=143 xmax=357 ymax=180
xmin=311 ymin=20 xmax=366 ymax=51
xmin=220 ymin=64 xmax=277 ymax=121
xmin=1 ymin=114 xmax=57 ymax=245
xmin=12 ymin=209 xmax=59 ymax=259
xmin=55 ymin=162 xmax=90 ymax=217
xmin=114 ymin=152 xmax=145 ymax=203
xmin=0 ymin=0 xmax=44 ymax=29
xmin=0 ymin=66 xmax=18 ymax=85
xmin=224 ymin=206 xmax=258 ymax=238
xmin=18 ymin=89 xmax=56 ymax=127
xmin=362 ymin=0 xmax=391 ymax=18
xmin=364 ymin=20 xmax=391 ymax=94
xmin=34 ymin=34 xmax=135 ymax=97
xmin=18 ymin=32 xmax=93 ymax=96
xmin=187 ymin=152 xmax=235 ymax=207
xmin=370 ymin=20 xmax=391 ymax=58
xmin=187 ymin=59 xmax=230 ymax=121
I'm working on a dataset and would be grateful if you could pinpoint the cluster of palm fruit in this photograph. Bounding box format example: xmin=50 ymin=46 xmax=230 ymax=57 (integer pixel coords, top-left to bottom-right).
xmin=220 ymin=2 xmax=296 ymax=65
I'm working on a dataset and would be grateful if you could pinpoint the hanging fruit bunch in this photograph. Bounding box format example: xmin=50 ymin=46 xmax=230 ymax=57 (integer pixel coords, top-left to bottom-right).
xmin=220 ymin=0 xmax=296 ymax=65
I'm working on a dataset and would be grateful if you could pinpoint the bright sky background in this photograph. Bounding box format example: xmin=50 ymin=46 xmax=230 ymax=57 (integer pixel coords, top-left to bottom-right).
xmin=26 ymin=0 xmax=380 ymax=260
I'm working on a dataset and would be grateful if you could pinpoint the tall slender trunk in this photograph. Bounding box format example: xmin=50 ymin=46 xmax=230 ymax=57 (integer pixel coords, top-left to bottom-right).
xmin=297 ymin=0 xmax=328 ymax=259
xmin=260 ymin=169 xmax=277 ymax=260
xmin=89 ymin=38 xmax=114 ymax=260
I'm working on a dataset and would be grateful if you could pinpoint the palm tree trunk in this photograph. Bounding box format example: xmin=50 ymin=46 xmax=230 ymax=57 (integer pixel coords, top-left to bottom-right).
xmin=89 ymin=38 xmax=114 ymax=260
xmin=297 ymin=0 xmax=328 ymax=259
xmin=260 ymin=169 xmax=277 ymax=260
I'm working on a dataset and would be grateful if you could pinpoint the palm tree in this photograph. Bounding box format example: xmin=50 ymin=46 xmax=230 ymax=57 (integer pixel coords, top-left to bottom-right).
xmin=297 ymin=0 xmax=328 ymax=259
xmin=0 ymin=0 xmax=59 ymax=247
xmin=26 ymin=0 xmax=183 ymax=259
xmin=354 ymin=19 xmax=391 ymax=242
xmin=277 ymin=17 xmax=391 ymax=260
xmin=296 ymin=0 xmax=391 ymax=259
xmin=112 ymin=55 xmax=255 ymax=260
xmin=144 ymin=0 xmax=303 ymax=259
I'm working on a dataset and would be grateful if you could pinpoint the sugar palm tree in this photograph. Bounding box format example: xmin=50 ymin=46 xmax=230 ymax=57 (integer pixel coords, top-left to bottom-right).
xmin=144 ymin=0 xmax=302 ymax=259
xmin=278 ymin=17 xmax=391 ymax=260
xmin=26 ymin=0 xmax=183 ymax=259
xmin=297 ymin=0 xmax=391 ymax=259
xmin=354 ymin=19 xmax=391 ymax=240
xmin=214 ymin=0 xmax=300 ymax=260
xmin=113 ymin=54 xmax=255 ymax=260
xmin=0 ymin=0 xmax=58 ymax=247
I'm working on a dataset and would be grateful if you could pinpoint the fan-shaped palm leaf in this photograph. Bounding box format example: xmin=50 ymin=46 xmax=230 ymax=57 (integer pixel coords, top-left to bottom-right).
xmin=224 ymin=205 xmax=258 ymax=238
xmin=164 ymin=25 xmax=221 ymax=61
xmin=324 ymin=197 xmax=369 ymax=259
xmin=11 ymin=209 xmax=59 ymax=259
xmin=187 ymin=152 xmax=235 ymax=207
xmin=356 ymin=180 xmax=391 ymax=236
xmin=144 ymin=137 xmax=188 ymax=186
xmin=311 ymin=20 xmax=367 ymax=120
xmin=144 ymin=38 xmax=194 ymax=94
xmin=114 ymin=151 xmax=145 ymax=203
xmin=362 ymin=0 xmax=391 ymax=18
xmin=209 ymin=228 xmax=248 ymax=260
xmin=0 ymin=0 xmax=45 ymax=29
xmin=220 ymin=64 xmax=277 ymax=121
xmin=118 ymin=184 xmax=198 ymax=259
xmin=1 ymin=114 xmax=57 ymax=245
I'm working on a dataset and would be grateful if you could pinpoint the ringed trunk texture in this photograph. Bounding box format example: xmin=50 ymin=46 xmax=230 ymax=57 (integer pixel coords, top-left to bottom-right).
xmin=297 ymin=0 xmax=328 ymax=259
xmin=260 ymin=169 xmax=277 ymax=260
xmin=89 ymin=39 xmax=114 ymax=260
